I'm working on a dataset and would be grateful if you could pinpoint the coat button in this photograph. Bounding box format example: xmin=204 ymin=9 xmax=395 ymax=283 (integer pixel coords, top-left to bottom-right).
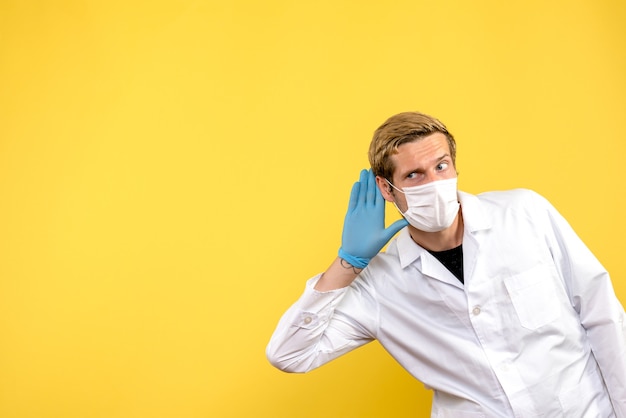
xmin=472 ymin=306 xmax=481 ymax=316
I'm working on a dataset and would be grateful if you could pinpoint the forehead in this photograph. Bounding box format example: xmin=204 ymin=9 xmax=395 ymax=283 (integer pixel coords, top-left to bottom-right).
xmin=390 ymin=132 xmax=450 ymax=172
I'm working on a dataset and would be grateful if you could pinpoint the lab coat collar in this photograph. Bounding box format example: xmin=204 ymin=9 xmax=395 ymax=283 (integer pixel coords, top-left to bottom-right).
xmin=396 ymin=190 xmax=491 ymax=270
xmin=458 ymin=191 xmax=491 ymax=233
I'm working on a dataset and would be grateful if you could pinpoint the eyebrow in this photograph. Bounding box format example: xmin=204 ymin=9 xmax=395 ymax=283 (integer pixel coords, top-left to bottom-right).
xmin=399 ymin=153 xmax=450 ymax=178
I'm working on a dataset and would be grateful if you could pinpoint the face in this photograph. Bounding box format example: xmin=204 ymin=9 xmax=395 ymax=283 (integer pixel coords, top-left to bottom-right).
xmin=375 ymin=132 xmax=457 ymax=212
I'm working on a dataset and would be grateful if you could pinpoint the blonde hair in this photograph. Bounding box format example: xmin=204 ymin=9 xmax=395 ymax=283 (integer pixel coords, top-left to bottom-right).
xmin=368 ymin=111 xmax=456 ymax=181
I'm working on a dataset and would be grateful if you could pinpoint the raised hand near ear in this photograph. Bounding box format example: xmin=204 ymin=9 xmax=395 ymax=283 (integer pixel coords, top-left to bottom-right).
xmin=338 ymin=169 xmax=408 ymax=269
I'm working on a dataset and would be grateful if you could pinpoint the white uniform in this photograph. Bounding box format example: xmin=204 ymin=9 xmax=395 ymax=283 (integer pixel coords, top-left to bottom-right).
xmin=267 ymin=189 xmax=626 ymax=417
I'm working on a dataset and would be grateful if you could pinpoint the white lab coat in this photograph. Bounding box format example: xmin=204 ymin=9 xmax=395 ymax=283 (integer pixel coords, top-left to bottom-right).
xmin=267 ymin=189 xmax=626 ymax=417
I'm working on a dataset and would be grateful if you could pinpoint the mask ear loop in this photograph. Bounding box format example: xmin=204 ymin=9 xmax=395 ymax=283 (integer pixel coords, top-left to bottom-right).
xmin=385 ymin=179 xmax=407 ymax=216
xmin=385 ymin=179 xmax=405 ymax=194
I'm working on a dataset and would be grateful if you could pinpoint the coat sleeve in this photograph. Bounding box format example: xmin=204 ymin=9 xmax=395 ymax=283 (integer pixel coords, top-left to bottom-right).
xmin=538 ymin=192 xmax=626 ymax=416
xmin=266 ymin=274 xmax=377 ymax=373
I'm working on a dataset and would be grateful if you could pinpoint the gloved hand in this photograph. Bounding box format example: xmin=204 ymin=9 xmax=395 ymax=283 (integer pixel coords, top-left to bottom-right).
xmin=338 ymin=169 xmax=409 ymax=269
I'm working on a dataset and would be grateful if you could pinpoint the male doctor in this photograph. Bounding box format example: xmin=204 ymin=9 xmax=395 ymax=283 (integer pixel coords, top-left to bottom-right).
xmin=266 ymin=111 xmax=626 ymax=416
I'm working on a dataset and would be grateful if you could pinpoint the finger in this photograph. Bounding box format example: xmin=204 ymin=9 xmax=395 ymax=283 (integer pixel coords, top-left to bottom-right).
xmin=372 ymin=172 xmax=385 ymax=208
xmin=357 ymin=169 xmax=368 ymax=207
xmin=347 ymin=181 xmax=360 ymax=212
xmin=365 ymin=169 xmax=377 ymax=206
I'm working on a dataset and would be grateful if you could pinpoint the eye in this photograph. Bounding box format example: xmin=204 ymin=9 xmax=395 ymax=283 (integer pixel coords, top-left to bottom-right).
xmin=436 ymin=162 xmax=449 ymax=171
xmin=406 ymin=171 xmax=424 ymax=180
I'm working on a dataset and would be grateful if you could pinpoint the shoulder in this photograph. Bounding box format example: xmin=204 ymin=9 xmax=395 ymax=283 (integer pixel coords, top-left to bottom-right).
xmin=352 ymin=237 xmax=407 ymax=289
xmin=469 ymin=188 xmax=555 ymax=213
xmin=476 ymin=188 xmax=546 ymax=206
xmin=460 ymin=189 xmax=557 ymax=230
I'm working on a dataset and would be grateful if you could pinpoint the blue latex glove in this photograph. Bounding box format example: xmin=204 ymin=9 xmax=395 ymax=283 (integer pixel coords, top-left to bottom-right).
xmin=338 ymin=169 xmax=409 ymax=269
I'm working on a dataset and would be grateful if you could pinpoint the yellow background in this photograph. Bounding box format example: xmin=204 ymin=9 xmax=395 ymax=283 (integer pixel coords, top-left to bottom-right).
xmin=1 ymin=1 xmax=625 ymax=417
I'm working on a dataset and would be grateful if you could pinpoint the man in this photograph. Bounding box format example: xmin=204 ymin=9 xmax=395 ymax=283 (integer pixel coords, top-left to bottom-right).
xmin=266 ymin=111 xmax=626 ymax=416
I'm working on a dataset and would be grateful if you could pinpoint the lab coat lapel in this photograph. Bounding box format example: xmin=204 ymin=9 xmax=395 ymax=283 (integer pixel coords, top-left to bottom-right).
xmin=420 ymin=252 xmax=464 ymax=289
xmin=457 ymin=191 xmax=492 ymax=285
xmin=397 ymin=228 xmax=463 ymax=289
xmin=462 ymin=229 xmax=481 ymax=285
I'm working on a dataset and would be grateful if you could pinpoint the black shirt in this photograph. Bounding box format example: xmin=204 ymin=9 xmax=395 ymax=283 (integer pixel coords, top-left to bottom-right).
xmin=428 ymin=245 xmax=464 ymax=283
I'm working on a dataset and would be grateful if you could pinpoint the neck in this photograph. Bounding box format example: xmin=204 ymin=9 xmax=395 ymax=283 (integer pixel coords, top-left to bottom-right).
xmin=409 ymin=210 xmax=464 ymax=252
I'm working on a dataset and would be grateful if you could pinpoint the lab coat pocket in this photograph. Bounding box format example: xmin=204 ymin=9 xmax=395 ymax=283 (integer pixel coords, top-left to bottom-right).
xmin=503 ymin=266 xmax=561 ymax=330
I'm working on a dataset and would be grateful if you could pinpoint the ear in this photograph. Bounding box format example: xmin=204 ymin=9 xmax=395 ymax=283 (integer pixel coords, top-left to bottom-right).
xmin=375 ymin=176 xmax=395 ymax=203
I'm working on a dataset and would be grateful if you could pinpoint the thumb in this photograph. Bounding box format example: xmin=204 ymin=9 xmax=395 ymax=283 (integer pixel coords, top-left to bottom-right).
xmin=382 ymin=218 xmax=409 ymax=242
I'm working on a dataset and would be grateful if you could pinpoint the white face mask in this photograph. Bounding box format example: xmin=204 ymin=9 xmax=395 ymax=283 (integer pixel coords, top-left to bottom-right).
xmin=386 ymin=177 xmax=460 ymax=232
